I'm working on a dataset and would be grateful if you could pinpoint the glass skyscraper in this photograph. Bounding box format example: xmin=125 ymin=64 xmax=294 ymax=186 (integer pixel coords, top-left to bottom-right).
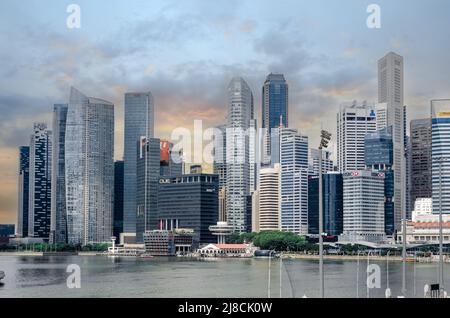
xmin=65 ymin=87 xmax=114 ymax=245
xmin=431 ymin=100 xmax=450 ymax=215
xmin=113 ymin=161 xmax=124 ymax=243
xmin=17 ymin=146 xmax=30 ymax=238
xmin=262 ymin=73 xmax=288 ymax=163
xmin=50 ymin=104 xmax=68 ymax=243
xmin=226 ymin=77 xmax=254 ymax=233
xmin=28 ymin=123 xmax=52 ymax=239
xmin=123 ymin=92 xmax=154 ymax=234
xmin=279 ymin=128 xmax=309 ymax=235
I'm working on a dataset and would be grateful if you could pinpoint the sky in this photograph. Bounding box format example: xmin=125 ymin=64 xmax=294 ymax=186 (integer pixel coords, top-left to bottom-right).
xmin=1 ymin=0 xmax=450 ymax=224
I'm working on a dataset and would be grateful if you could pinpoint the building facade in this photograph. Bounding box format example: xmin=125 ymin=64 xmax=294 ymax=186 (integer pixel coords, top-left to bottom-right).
xmin=279 ymin=128 xmax=309 ymax=235
xmin=65 ymin=87 xmax=114 ymax=245
xmin=364 ymin=128 xmax=395 ymax=235
xmin=337 ymin=101 xmax=377 ymax=172
xmin=262 ymin=73 xmax=288 ymax=163
xmin=342 ymin=170 xmax=386 ymax=242
xmin=309 ymin=148 xmax=334 ymax=176
xmin=431 ymin=100 xmax=450 ymax=215
xmin=257 ymin=164 xmax=280 ymax=231
xmin=28 ymin=123 xmax=52 ymax=239
xmin=123 ymin=92 xmax=154 ymax=234
xmin=113 ymin=161 xmax=124 ymax=243
xmin=136 ymin=137 xmax=161 ymax=243
xmin=377 ymin=51 xmax=405 ymax=231
xmin=157 ymin=174 xmax=219 ymax=245
xmin=50 ymin=104 xmax=68 ymax=243
xmin=410 ymin=119 xmax=432 ymax=205
xmin=17 ymin=146 xmax=30 ymax=238
xmin=226 ymin=77 xmax=254 ymax=233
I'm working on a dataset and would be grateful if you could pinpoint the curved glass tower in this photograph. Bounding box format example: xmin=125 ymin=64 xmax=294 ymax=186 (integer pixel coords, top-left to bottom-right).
xmin=65 ymin=87 xmax=114 ymax=245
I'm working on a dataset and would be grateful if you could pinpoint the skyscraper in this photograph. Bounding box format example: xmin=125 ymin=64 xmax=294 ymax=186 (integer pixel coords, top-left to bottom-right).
xmin=17 ymin=146 xmax=30 ymax=238
xmin=226 ymin=77 xmax=254 ymax=233
xmin=364 ymin=128 xmax=395 ymax=235
xmin=262 ymin=73 xmax=288 ymax=163
xmin=410 ymin=119 xmax=432 ymax=205
xmin=157 ymin=174 xmax=219 ymax=245
xmin=257 ymin=164 xmax=281 ymax=231
xmin=431 ymin=100 xmax=450 ymax=215
xmin=113 ymin=161 xmax=124 ymax=243
xmin=28 ymin=123 xmax=52 ymax=239
xmin=337 ymin=101 xmax=377 ymax=172
xmin=342 ymin=170 xmax=386 ymax=242
xmin=50 ymin=104 xmax=68 ymax=243
xmin=123 ymin=92 xmax=154 ymax=234
xmin=136 ymin=137 xmax=160 ymax=243
xmin=65 ymin=87 xmax=114 ymax=245
xmin=279 ymin=128 xmax=309 ymax=235
xmin=377 ymin=51 xmax=405 ymax=231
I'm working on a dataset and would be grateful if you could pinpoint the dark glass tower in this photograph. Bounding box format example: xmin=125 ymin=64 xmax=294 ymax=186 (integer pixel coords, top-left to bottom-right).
xmin=262 ymin=73 xmax=288 ymax=161
xmin=113 ymin=161 xmax=124 ymax=243
xmin=157 ymin=174 xmax=219 ymax=246
xmin=17 ymin=146 xmax=30 ymax=237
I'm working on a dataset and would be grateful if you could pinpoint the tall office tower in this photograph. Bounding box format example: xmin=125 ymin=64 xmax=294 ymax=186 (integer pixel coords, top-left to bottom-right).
xmin=136 ymin=137 xmax=160 ymax=243
xmin=226 ymin=77 xmax=254 ymax=233
xmin=249 ymin=118 xmax=258 ymax=193
xmin=337 ymin=101 xmax=377 ymax=172
xmin=28 ymin=123 xmax=52 ymax=239
xmin=123 ymin=92 xmax=154 ymax=234
xmin=342 ymin=171 xmax=386 ymax=243
xmin=50 ymin=104 xmax=68 ymax=243
xmin=405 ymin=136 xmax=412 ymax=218
xmin=377 ymin=51 xmax=405 ymax=231
xmin=157 ymin=174 xmax=219 ymax=246
xmin=17 ymin=146 xmax=30 ymax=238
xmin=364 ymin=128 xmax=395 ymax=235
xmin=309 ymin=148 xmax=334 ymax=176
xmin=262 ymin=74 xmax=288 ymax=164
xmin=279 ymin=128 xmax=309 ymax=235
xmin=65 ymin=87 xmax=114 ymax=245
xmin=213 ymin=125 xmax=227 ymax=191
xmin=307 ymin=173 xmax=344 ymax=236
xmin=431 ymin=100 xmax=450 ymax=214
xmin=113 ymin=161 xmax=124 ymax=243
xmin=410 ymin=119 xmax=432 ymax=206
xmin=257 ymin=164 xmax=281 ymax=231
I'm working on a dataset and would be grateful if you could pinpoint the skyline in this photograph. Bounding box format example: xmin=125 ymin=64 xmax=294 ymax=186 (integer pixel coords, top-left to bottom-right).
xmin=2 ymin=0 xmax=450 ymax=224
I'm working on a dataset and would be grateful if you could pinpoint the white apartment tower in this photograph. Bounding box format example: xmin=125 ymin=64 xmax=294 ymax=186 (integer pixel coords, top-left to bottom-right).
xmin=258 ymin=164 xmax=281 ymax=231
xmin=337 ymin=101 xmax=377 ymax=172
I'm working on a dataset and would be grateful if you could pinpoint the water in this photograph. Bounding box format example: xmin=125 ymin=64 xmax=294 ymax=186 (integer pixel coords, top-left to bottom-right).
xmin=0 ymin=255 xmax=449 ymax=298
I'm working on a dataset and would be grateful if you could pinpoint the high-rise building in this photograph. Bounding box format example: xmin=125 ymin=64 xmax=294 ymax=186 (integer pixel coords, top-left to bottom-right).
xmin=113 ymin=161 xmax=124 ymax=243
xmin=377 ymin=51 xmax=405 ymax=231
xmin=136 ymin=137 xmax=160 ymax=243
xmin=17 ymin=146 xmax=30 ymax=238
xmin=307 ymin=173 xmax=343 ymax=236
xmin=28 ymin=123 xmax=52 ymax=239
xmin=123 ymin=92 xmax=154 ymax=234
xmin=342 ymin=170 xmax=386 ymax=242
xmin=431 ymin=100 xmax=450 ymax=215
xmin=226 ymin=77 xmax=254 ymax=233
xmin=364 ymin=128 xmax=395 ymax=235
xmin=410 ymin=119 xmax=432 ymax=205
xmin=157 ymin=174 xmax=219 ymax=245
xmin=337 ymin=101 xmax=377 ymax=172
xmin=257 ymin=164 xmax=280 ymax=231
xmin=65 ymin=87 xmax=114 ymax=245
xmin=309 ymin=148 xmax=334 ymax=176
xmin=159 ymin=140 xmax=183 ymax=177
xmin=50 ymin=104 xmax=68 ymax=243
xmin=279 ymin=128 xmax=309 ymax=235
xmin=262 ymin=73 xmax=288 ymax=163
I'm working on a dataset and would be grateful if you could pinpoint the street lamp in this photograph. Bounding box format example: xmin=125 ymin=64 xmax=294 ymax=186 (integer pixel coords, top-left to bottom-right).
xmin=319 ymin=129 xmax=332 ymax=298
